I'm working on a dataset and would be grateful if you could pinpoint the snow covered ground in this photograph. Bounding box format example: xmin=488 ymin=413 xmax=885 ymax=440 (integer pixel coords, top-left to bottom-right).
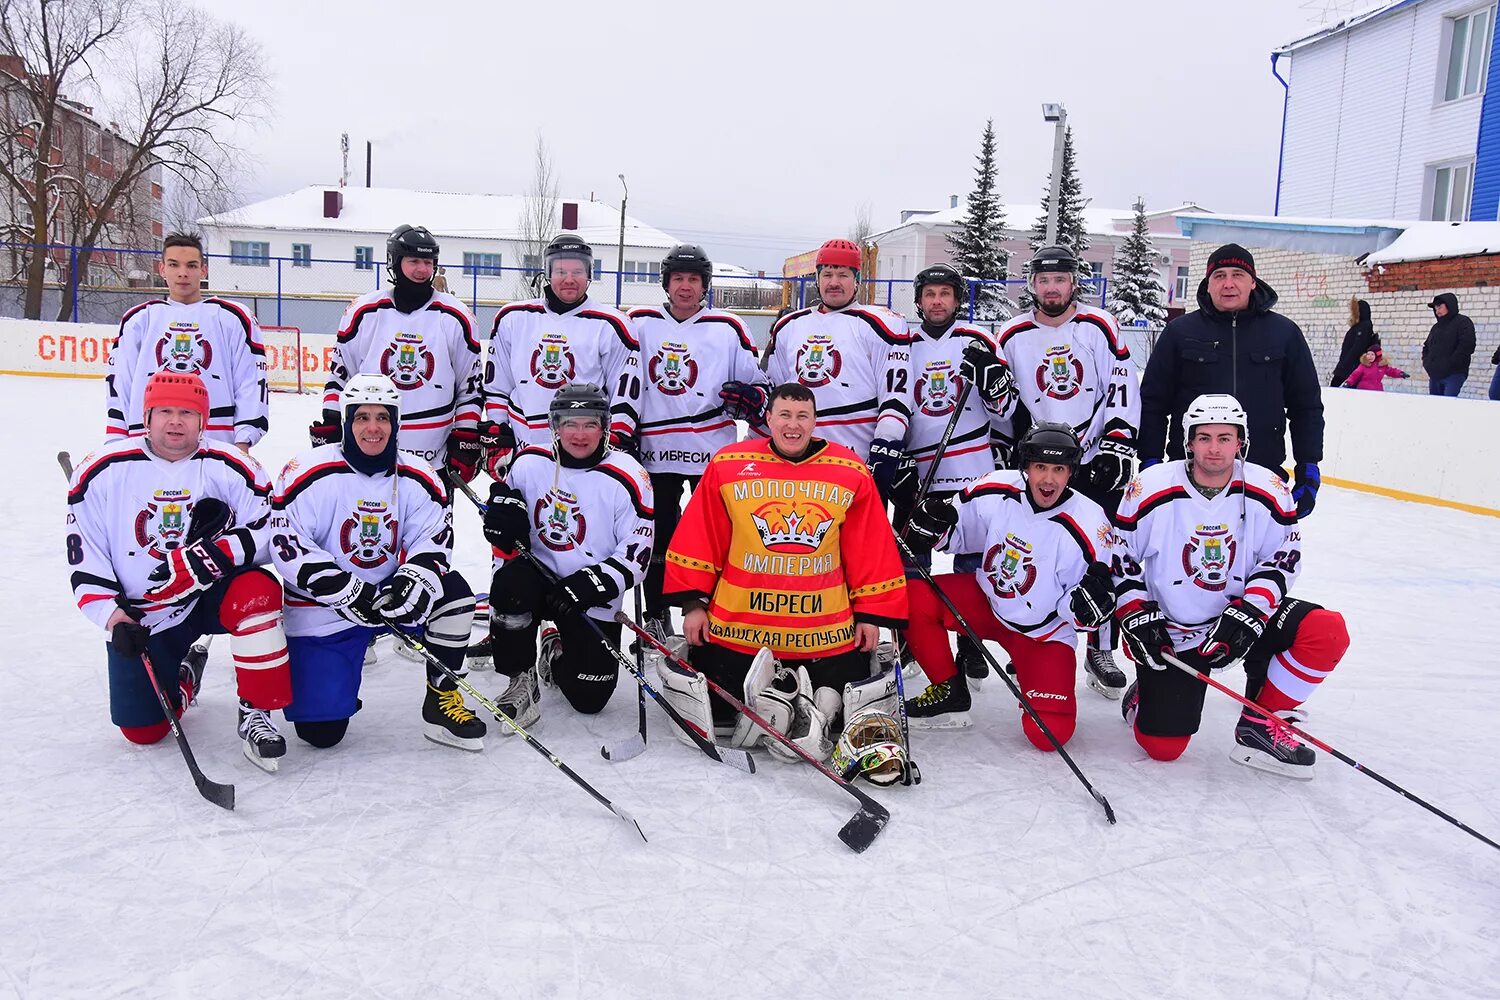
xmin=3 ymin=374 xmax=1498 ymax=1000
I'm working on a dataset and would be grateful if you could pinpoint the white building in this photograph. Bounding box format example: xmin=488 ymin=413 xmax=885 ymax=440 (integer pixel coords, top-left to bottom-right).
xmin=1273 ymin=0 xmax=1499 ymax=222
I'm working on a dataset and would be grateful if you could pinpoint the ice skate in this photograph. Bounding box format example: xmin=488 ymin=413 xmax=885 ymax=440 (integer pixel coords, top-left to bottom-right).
xmin=1231 ymin=709 xmax=1315 ymax=779
xmin=495 ymin=664 xmax=541 ymax=734
xmin=422 ymin=678 xmax=486 ymax=751
xmin=906 ymin=674 xmax=972 ymax=729
xmin=1084 ymin=647 xmax=1128 ymax=700
xmin=238 ymin=699 xmax=286 ymax=773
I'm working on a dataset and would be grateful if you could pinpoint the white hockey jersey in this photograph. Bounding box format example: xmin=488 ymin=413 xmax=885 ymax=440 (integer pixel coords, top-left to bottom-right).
xmin=499 ymin=446 xmax=654 ymax=622
xmin=483 ymin=296 xmax=641 ymax=448
xmin=270 ymin=445 xmax=454 ymax=638
xmin=761 ymin=304 xmax=913 ymax=459
xmin=994 ymin=304 xmax=1139 ymax=461
xmin=106 ymin=297 xmax=269 ymax=446
xmin=938 ymin=470 xmax=1115 ymax=645
xmin=628 ymin=304 xmax=763 ymax=476
xmin=1113 ymin=460 xmax=1300 ymax=652
xmin=66 ymin=437 xmax=273 ymax=633
xmin=322 ymin=288 xmax=482 ymax=467
xmin=905 ymin=322 xmax=1005 ymax=494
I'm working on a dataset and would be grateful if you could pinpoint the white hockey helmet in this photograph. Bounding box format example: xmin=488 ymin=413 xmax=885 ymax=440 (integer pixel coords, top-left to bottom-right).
xmin=1182 ymin=393 xmax=1248 ymax=456
xmin=342 ymin=373 xmax=401 ymax=417
xmin=831 ymin=710 xmax=908 ymax=787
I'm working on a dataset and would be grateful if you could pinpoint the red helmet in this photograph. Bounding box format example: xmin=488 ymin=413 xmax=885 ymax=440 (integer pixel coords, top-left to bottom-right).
xmin=815 ymin=238 xmax=863 ymax=272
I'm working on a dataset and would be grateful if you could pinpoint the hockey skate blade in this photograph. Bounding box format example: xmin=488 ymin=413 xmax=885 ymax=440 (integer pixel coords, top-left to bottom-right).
xmin=908 ymin=712 xmax=972 ymax=731
xmin=241 ymin=741 xmax=281 ymax=773
xmin=392 ymin=640 xmax=424 ymax=664
xmin=1228 ymin=746 xmax=1315 ymax=781
xmin=423 ymin=724 xmax=485 ymax=752
xmin=838 ymin=800 xmax=890 ymax=853
xmin=1086 ymin=674 xmax=1125 ymax=700
xmin=600 ymin=734 xmax=647 ymax=762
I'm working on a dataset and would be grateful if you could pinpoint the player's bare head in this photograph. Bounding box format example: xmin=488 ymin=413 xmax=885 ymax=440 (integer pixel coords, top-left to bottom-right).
xmin=767 ymin=383 xmax=816 ymax=457
xmin=143 ymin=371 xmax=208 ymax=460
xmin=1024 ymin=461 xmax=1071 ymax=508
xmin=160 ymin=233 xmax=206 ymax=302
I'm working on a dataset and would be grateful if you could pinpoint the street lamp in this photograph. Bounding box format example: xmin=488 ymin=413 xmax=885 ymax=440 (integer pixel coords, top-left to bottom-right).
xmin=615 ymin=173 xmax=628 ymax=308
xmin=1041 ymin=102 xmax=1067 ymax=246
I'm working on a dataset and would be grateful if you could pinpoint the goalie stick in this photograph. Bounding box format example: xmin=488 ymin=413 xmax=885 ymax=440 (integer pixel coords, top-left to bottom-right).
xmin=620 ymin=618 xmax=890 ymax=854
xmin=600 ymin=587 xmax=650 ymax=763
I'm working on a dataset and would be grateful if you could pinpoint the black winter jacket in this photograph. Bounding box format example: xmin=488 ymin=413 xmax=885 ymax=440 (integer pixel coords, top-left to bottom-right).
xmin=1422 ymin=293 xmax=1476 ymax=380
xmin=1330 ymin=300 xmax=1379 ymax=388
xmin=1139 ymin=277 xmax=1324 ymax=471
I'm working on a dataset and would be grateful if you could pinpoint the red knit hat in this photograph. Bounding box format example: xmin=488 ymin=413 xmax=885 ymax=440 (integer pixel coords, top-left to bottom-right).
xmin=143 ymin=371 xmax=209 ymax=422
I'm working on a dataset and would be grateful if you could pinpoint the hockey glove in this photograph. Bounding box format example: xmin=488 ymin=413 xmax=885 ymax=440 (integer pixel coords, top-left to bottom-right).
xmin=309 ymin=410 xmax=341 ymax=448
xmin=110 ymin=617 xmax=151 ymax=658
xmin=1119 ymin=601 xmax=1173 ymax=671
xmin=609 ymin=429 xmax=638 ymax=458
xmin=1069 ymin=562 xmax=1117 ymax=629
xmin=905 ymin=495 xmax=958 ymax=552
xmin=444 ymin=427 xmax=482 ymax=483
xmin=719 ymin=380 xmax=768 ymax=424
xmin=1198 ymin=597 xmax=1267 ymax=668
xmin=546 ymin=565 xmax=619 ymax=617
xmin=868 ymin=438 xmax=916 ymax=504
xmin=375 ymin=563 xmax=441 ymax=628
xmin=311 ymin=572 xmax=384 ymax=628
xmin=142 ymin=538 xmax=237 ymax=605
xmin=483 ymin=482 xmax=531 ymax=553
xmin=1292 ymin=462 xmax=1320 ymax=519
xmin=1086 ymin=438 xmax=1138 ymax=493
xmin=959 ymin=343 xmax=1014 ymax=404
xmin=478 ymin=419 xmax=517 ymax=476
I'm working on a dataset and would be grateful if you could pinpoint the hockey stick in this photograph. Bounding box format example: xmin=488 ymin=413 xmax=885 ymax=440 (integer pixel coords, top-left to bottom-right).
xmin=139 ymin=651 xmax=236 ymax=810
xmin=1162 ymin=653 xmax=1498 ymax=853
xmin=901 ymin=382 xmax=973 ymax=533
xmin=446 ymin=470 xmax=754 ymax=773
xmin=895 ymin=535 xmax=1118 ymax=825
xmin=382 ymin=621 xmax=646 ymax=842
xmin=58 ymin=450 xmax=74 ymax=480
xmin=600 ymin=587 xmax=650 ymax=763
xmin=621 ymin=617 xmax=890 ymax=853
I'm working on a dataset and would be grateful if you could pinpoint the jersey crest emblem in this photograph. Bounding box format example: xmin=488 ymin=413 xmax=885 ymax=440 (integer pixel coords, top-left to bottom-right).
xmin=338 ymin=499 xmax=396 ymax=569
xmin=794 ymin=334 xmax=842 ymax=387
xmin=1182 ymin=523 xmax=1237 ymax=592
xmin=648 ymin=341 xmax=698 ymax=396
xmin=915 ymin=360 xmax=960 ymax=416
xmin=379 ymin=331 xmax=436 ymax=390
xmin=531 ymin=333 xmax=576 ymax=389
xmin=535 ymin=488 xmax=587 ymax=552
xmin=750 ymin=502 xmax=833 ymax=554
xmin=1036 ymin=344 xmax=1085 ymax=401
xmin=984 ymin=533 xmax=1038 ymax=598
xmin=134 ymin=488 xmax=193 ymax=558
xmin=154 ymin=323 xmax=212 ymax=375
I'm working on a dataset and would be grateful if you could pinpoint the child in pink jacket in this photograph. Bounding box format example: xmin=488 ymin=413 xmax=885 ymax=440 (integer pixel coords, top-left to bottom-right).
xmin=1342 ymin=349 xmax=1410 ymax=390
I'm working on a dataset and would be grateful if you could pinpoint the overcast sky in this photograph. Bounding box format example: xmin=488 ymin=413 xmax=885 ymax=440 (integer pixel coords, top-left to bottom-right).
xmin=197 ymin=0 xmax=1338 ymax=271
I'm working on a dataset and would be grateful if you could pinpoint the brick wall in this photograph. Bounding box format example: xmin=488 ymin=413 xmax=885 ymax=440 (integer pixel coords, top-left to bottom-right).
xmin=1186 ymin=243 xmax=1500 ymax=400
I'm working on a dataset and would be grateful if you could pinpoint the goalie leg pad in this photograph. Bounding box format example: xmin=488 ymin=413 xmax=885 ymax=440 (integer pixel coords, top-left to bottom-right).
xmin=763 ymin=665 xmax=840 ymax=764
xmin=844 ymin=664 xmax=899 ymax=722
xmin=653 ymin=639 xmax=712 ymax=748
xmin=728 ymin=647 xmax=786 ymax=749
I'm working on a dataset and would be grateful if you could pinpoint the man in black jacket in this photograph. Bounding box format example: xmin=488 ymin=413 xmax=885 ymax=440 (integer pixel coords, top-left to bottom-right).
xmin=1422 ymin=293 xmax=1476 ymax=397
xmin=1139 ymin=244 xmax=1325 ymax=518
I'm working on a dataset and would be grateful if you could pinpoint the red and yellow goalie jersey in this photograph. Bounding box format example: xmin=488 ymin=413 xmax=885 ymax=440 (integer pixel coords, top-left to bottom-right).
xmin=664 ymin=438 xmax=907 ymax=658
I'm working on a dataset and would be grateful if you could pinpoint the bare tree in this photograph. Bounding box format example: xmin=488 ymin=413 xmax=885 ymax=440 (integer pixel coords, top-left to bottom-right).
xmin=516 ymin=131 xmax=559 ymax=298
xmin=0 ymin=0 xmax=269 ymax=319
xmin=848 ymin=200 xmax=873 ymax=244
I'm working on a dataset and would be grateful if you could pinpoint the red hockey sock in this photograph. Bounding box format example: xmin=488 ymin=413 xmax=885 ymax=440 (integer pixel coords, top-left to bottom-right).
xmin=1259 ymin=609 xmax=1349 ymax=714
xmin=220 ymin=569 xmax=292 ymax=710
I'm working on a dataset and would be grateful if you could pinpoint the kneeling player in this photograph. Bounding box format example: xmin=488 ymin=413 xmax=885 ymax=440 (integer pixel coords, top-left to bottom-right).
xmin=900 ymin=422 xmax=1115 ymax=746
xmin=1114 ymin=394 xmax=1350 ymax=776
xmin=271 ymin=374 xmax=485 ymax=751
xmin=67 ymin=371 xmax=291 ymax=769
xmin=481 ymin=383 xmax=654 ymax=730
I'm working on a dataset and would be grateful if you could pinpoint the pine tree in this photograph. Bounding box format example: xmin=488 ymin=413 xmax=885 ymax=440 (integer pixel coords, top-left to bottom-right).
xmin=1108 ymin=199 xmax=1169 ymax=346
xmin=1027 ymin=126 xmax=1091 ymax=306
xmin=946 ymin=119 xmax=1014 ymax=320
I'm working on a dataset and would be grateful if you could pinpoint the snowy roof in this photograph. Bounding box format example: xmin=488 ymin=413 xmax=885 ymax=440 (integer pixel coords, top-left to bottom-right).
xmin=872 ymin=202 xmax=1204 ymax=243
xmin=1274 ymin=1 xmax=1414 ymax=54
xmin=1362 ymin=222 xmax=1500 ymax=264
xmin=199 ymin=185 xmax=682 ymax=249
xmin=1177 ymin=211 xmax=1411 ymax=234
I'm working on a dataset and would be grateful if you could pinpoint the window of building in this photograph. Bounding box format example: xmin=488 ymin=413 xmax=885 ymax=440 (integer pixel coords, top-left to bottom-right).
xmin=1175 ymin=265 xmax=1189 ymax=302
xmin=354 ymin=245 xmax=374 ymax=271
xmin=462 ymin=251 xmax=503 ymax=276
xmin=1443 ymin=6 xmax=1494 ymax=101
xmin=1428 ymin=160 xmax=1474 ymax=220
xmin=523 ymin=253 xmax=540 ymax=273
xmin=593 ymin=259 xmax=603 ymax=281
xmin=291 ymin=243 xmax=312 ymax=268
xmin=229 ymin=240 xmax=270 ymax=266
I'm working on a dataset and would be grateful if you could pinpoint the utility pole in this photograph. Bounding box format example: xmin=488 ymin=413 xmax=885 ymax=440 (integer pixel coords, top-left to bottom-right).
xmin=1041 ymin=103 xmax=1067 ymax=245
xmin=340 ymin=133 xmax=349 ymax=188
xmin=615 ymin=173 xmax=628 ymax=308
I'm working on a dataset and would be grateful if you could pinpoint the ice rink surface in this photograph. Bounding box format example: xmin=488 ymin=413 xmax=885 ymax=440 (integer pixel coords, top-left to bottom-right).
xmin=3 ymin=374 xmax=1498 ymax=1000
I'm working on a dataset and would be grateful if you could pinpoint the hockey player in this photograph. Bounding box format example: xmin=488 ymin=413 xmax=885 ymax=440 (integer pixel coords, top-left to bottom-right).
xmin=1113 ymin=394 xmax=1349 ymax=776
xmin=479 ymin=383 xmax=654 ymax=731
xmin=988 ymin=243 xmax=1141 ymax=697
xmin=313 ymin=225 xmax=484 ymax=483
xmin=272 ymin=374 xmax=486 ymax=751
xmin=761 ymin=239 xmax=914 ymax=489
xmin=106 ymin=232 xmax=269 ymax=452
xmin=900 ymin=422 xmax=1115 ymax=743
xmin=481 ymin=233 xmax=641 ymax=464
xmin=628 ymin=244 xmax=765 ymax=638
xmin=657 ymin=383 xmax=908 ymax=759
xmin=68 ymin=371 xmax=292 ymax=768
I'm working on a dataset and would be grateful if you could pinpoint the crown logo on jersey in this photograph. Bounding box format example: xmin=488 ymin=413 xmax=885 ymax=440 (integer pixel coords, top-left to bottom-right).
xmin=649 ymin=341 xmax=698 ymax=396
xmin=750 ymin=503 xmax=832 ymax=554
xmin=916 ymin=360 xmax=959 ymax=416
xmin=155 ymin=323 xmax=211 ymax=374
xmin=134 ymin=488 xmax=193 ymax=557
xmin=794 ymin=333 xmax=842 ymax=388
xmin=531 ymin=333 xmax=577 ymax=390
xmin=1036 ymin=344 xmax=1084 ymax=401
xmin=339 ymin=499 xmax=396 ymax=569
xmin=379 ymin=331 xmax=435 ymax=390
xmin=984 ymin=533 xmax=1037 ymax=598
xmin=1182 ymin=523 xmax=1236 ymax=592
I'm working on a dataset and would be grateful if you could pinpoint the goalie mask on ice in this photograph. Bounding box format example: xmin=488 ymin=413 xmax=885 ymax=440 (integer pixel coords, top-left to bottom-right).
xmin=832 ymin=711 xmax=908 ymax=787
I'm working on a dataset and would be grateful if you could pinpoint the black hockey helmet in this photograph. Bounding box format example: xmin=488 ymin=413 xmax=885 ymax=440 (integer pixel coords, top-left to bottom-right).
xmin=913 ymin=263 xmax=968 ymax=307
xmin=544 ymin=233 xmax=593 ymax=279
xmin=386 ymin=224 xmax=440 ymax=283
xmin=660 ymin=244 xmax=713 ymax=291
xmin=1029 ymin=244 xmax=1078 ymax=275
xmin=548 ymin=381 xmax=610 ymax=435
xmin=1017 ymin=421 xmax=1083 ymax=471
